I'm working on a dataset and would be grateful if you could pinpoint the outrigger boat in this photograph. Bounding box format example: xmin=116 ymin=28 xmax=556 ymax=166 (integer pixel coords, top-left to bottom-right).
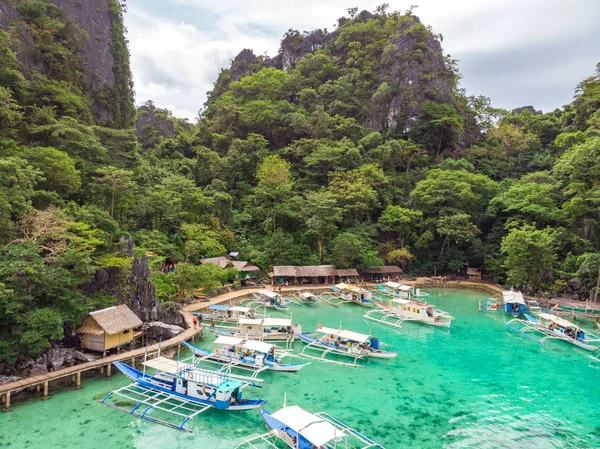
xmin=322 ymin=283 xmax=375 ymax=307
xmin=376 ymin=282 xmax=429 ymax=300
xmin=183 ymin=336 xmax=310 ymax=374
xmin=479 ymin=290 xmax=530 ymax=316
xmin=297 ymin=324 xmax=397 ymax=367
xmin=364 ymin=296 xmax=453 ymax=329
xmin=242 ymin=289 xmax=294 ymax=311
xmin=236 ymin=404 xmax=385 ymax=448
xmin=194 ymin=305 xmax=256 ymax=326
xmin=99 ymin=357 xmax=266 ymax=432
xmin=551 ymin=303 xmax=600 ymax=319
xmin=506 ymin=313 xmax=600 ymax=352
xmin=218 ymin=317 xmax=301 ymax=347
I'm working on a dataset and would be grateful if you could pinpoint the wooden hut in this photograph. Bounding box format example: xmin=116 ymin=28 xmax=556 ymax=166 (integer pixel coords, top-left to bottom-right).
xmin=271 ymin=265 xmax=338 ymax=285
xmin=200 ymin=256 xmax=259 ymax=284
xmin=76 ymin=305 xmax=142 ymax=352
xmin=360 ymin=266 xmax=403 ymax=282
xmin=467 ymin=267 xmax=483 ymax=281
xmin=336 ymin=268 xmax=360 ymax=283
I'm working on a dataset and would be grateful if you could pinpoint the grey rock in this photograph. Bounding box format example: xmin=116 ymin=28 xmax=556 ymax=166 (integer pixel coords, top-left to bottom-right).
xmin=145 ymin=322 xmax=185 ymax=340
xmin=126 ymin=255 xmax=158 ymax=322
xmin=150 ymin=302 xmax=186 ymax=327
xmin=29 ymin=364 xmax=48 ymax=377
xmin=0 ymin=375 xmax=21 ymax=385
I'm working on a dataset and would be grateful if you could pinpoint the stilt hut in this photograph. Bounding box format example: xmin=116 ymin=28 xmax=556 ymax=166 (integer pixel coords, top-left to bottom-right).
xmin=360 ymin=266 xmax=403 ymax=282
xmin=336 ymin=268 xmax=360 ymax=283
xmin=76 ymin=305 xmax=142 ymax=352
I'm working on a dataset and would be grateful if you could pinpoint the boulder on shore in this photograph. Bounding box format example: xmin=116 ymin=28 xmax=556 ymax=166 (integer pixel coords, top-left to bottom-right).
xmin=144 ymin=322 xmax=185 ymax=340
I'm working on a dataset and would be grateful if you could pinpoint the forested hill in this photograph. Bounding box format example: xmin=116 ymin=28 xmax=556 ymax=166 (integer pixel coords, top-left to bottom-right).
xmin=1 ymin=4 xmax=600 ymax=364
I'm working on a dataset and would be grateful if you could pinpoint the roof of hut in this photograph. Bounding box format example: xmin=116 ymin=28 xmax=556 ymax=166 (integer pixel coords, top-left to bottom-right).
xmin=361 ymin=265 xmax=403 ymax=274
xmin=76 ymin=305 xmax=142 ymax=336
xmin=201 ymin=257 xmax=258 ymax=272
xmin=272 ymin=265 xmax=338 ymax=277
xmin=336 ymin=268 xmax=359 ymax=277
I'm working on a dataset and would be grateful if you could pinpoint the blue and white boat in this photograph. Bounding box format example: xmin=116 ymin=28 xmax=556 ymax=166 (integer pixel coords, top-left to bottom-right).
xmin=236 ymin=405 xmax=385 ymax=448
xmin=242 ymin=289 xmax=292 ymax=310
xmin=194 ymin=304 xmax=256 ymax=324
xmin=479 ymin=290 xmax=528 ymax=316
xmin=322 ymin=283 xmax=375 ymax=308
xmin=99 ymin=357 xmax=266 ymax=431
xmin=218 ymin=317 xmax=302 ymax=346
xmin=297 ymin=325 xmax=397 ymax=367
xmin=183 ymin=337 xmax=310 ymax=374
xmin=507 ymin=313 xmax=600 ymax=352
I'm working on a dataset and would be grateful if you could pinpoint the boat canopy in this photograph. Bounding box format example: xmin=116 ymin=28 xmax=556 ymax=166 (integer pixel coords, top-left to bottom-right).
xmin=271 ymin=406 xmax=345 ymax=447
xmin=257 ymin=289 xmax=279 ymax=299
xmin=537 ymin=313 xmax=581 ymax=329
xmin=208 ymin=304 xmax=230 ymax=311
xmin=243 ymin=340 xmax=273 ymax=354
xmin=384 ymin=281 xmax=401 ymax=289
xmin=316 ymin=327 xmax=370 ymax=343
xmin=391 ymin=298 xmax=411 ymax=304
xmin=214 ymin=335 xmax=243 ymax=346
xmin=229 ymin=306 xmax=250 ymax=313
xmin=142 ymin=356 xmax=183 ymax=373
xmin=300 ymin=292 xmax=315 ymax=298
xmin=239 ymin=318 xmax=263 ymax=325
xmin=399 ymin=285 xmax=412 ymax=292
xmin=348 ymin=286 xmax=368 ymax=293
xmin=502 ymin=291 xmax=525 ymax=305
xmin=262 ymin=318 xmax=292 ymax=327
xmin=334 ymin=283 xmax=350 ymax=290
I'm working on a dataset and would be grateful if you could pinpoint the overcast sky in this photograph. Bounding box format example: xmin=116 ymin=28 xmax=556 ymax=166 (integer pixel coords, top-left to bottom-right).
xmin=125 ymin=0 xmax=600 ymax=121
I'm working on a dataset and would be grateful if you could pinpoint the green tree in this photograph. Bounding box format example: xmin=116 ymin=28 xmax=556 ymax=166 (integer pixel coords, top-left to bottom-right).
xmin=305 ymin=191 xmax=342 ymax=263
xmin=501 ymin=225 xmax=557 ymax=289
xmin=378 ymin=205 xmax=422 ymax=248
xmin=93 ymin=166 xmax=135 ymax=218
xmin=256 ymin=155 xmax=293 ymax=232
xmin=436 ymin=213 xmax=480 ymax=257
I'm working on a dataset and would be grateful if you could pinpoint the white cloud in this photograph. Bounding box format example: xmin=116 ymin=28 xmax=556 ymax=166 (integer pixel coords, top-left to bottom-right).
xmin=125 ymin=0 xmax=600 ymax=120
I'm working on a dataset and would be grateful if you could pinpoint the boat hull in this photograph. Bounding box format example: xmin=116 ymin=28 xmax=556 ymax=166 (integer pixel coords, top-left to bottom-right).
xmin=297 ymin=333 xmax=397 ymax=359
xmin=113 ymin=362 xmax=266 ymax=410
xmin=188 ymin=346 xmax=309 ymax=372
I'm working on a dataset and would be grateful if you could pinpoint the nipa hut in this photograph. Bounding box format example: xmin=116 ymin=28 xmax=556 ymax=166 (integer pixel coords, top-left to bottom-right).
xmin=360 ymin=266 xmax=403 ymax=282
xmin=467 ymin=267 xmax=483 ymax=281
xmin=200 ymin=256 xmax=259 ymax=284
xmin=76 ymin=305 xmax=142 ymax=352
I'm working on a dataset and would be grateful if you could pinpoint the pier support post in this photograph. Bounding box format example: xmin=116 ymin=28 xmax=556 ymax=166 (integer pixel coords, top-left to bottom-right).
xmin=106 ymin=364 xmax=111 ymax=378
xmin=41 ymin=382 xmax=49 ymax=400
xmin=100 ymin=366 xmax=104 ymax=374
xmin=75 ymin=372 xmax=82 ymax=390
xmin=131 ymin=357 xmax=135 ymax=366
xmin=2 ymin=392 xmax=10 ymax=412
xmin=36 ymin=384 xmax=40 ymax=394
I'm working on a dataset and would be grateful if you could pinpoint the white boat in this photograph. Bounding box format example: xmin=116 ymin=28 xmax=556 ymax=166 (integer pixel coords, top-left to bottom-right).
xmin=375 ymin=282 xmax=429 ymax=300
xmin=242 ymin=289 xmax=295 ymax=311
xmin=321 ymin=283 xmax=375 ymax=307
xmin=183 ymin=336 xmax=309 ymax=374
xmin=364 ymin=297 xmax=454 ymax=329
xmin=236 ymin=404 xmax=385 ymax=448
xmin=297 ymin=324 xmax=397 ymax=367
xmin=194 ymin=305 xmax=256 ymax=327
xmin=479 ymin=290 xmax=527 ymax=316
xmin=218 ymin=317 xmax=302 ymax=346
xmin=507 ymin=313 xmax=600 ymax=352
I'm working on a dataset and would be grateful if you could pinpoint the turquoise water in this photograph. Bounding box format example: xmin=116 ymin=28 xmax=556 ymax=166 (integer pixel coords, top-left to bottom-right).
xmin=2 ymin=288 xmax=600 ymax=448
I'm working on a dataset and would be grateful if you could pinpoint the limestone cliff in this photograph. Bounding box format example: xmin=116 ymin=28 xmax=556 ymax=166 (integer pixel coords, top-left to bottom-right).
xmin=0 ymin=0 xmax=134 ymax=128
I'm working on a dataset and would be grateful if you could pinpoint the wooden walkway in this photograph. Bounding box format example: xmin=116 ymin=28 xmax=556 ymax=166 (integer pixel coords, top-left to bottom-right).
xmin=1 ymin=280 xmax=503 ymax=410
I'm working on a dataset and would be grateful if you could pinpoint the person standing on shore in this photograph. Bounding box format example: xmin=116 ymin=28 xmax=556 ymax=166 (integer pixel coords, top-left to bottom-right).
xmin=192 ymin=315 xmax=198 ymax=328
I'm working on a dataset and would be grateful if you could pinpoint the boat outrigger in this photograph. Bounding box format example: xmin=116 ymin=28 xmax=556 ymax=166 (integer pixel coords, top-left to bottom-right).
xmin=297 ymin=324 xmax=397 ymax=367
xmin=321 ymin=284 xmax=375 ymax=307
xmin=506 ymin=313 xmax=600 ymax=352
xmin=99 ymin=357 xmax=266 ymax=432
xmin=364 ymin=296 xmax=454 ymax=329
xmin=376 ymin=282 xmax=428 ymax=300
xmin=236 ymin=404 xmax=385 ymax=449
xmin=183 ymin=337 xmax=310 ymax=375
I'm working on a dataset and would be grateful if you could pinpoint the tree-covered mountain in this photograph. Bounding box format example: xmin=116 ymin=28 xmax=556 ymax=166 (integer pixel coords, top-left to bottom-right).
xmin=1 ymin=3 xmax=599 ymax=364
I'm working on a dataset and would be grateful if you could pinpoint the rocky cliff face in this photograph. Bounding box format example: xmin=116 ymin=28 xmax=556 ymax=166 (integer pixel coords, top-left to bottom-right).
xmin=0 ymin=0 xmax=134 ymax=127
xmin=211 ymin=11 xmax=456 ymax=134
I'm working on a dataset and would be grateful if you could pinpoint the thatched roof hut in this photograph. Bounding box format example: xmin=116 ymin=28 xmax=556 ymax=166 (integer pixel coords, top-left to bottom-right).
xmin=76 ymin=305 xmax=142 ymax=352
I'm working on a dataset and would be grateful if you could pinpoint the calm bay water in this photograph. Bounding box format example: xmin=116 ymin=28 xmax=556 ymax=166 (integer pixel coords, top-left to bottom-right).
xmin=1 ymin=288 xmax=600 ymax=448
